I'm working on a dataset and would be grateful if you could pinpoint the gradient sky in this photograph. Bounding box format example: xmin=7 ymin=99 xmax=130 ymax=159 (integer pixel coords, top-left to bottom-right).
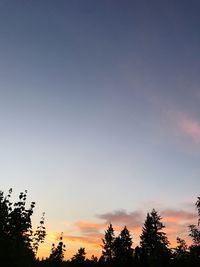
xmin=1 ymin=0 xmax=200 ymax=259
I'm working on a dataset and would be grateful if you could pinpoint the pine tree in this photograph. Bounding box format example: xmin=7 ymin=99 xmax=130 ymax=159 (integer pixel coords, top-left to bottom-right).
xmin=71 ymin=247 xmax=86 ymax=265
xmin=174 ymin=237 xmax=188 ymax=260
xmin=113 ymin=226 xmax=133 ymax=264
xmin=189 ymin=224 xmax=200 ymax=246
xmin=102 ymin=224 xmax=115 ymax=262
xmin=140 ymin=209 xmax=170 ymax=265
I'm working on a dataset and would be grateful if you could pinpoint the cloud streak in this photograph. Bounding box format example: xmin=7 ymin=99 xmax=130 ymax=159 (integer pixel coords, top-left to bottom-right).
xmin=97 ymin=210 xmax=144 ymax=230
xmin=161 ymin=209 xmax=196 ymax=223
xmin=179 ymin=115 xmax=200 ymax=143
xmin=62 ymin=234 xmax=101 ymax=247
xmin=75 ymin=221 xmax=106 ymax=234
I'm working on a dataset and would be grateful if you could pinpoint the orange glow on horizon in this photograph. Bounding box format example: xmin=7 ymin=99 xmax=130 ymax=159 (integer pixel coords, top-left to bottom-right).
xmin=37 ymin=216 xmax=195 ymax=260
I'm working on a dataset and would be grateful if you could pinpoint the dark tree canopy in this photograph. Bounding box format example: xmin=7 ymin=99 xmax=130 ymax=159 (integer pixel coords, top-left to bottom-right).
xmin=174 ymin=237 xmax=188 ymax=260
xmin=101 ymin=224 xmax=115 ymax=262
xmin=0 ymin=189 xmax=46 ymax=267
xmin=113 ymin=226 xmax=133 ymax=264
xmin=140 ymin=209 xmax=171 ymax=265
xmin=71 ymin=247 xmax=86 ymax=265
xmin=48 ymin=232 xmax=66 ymax=264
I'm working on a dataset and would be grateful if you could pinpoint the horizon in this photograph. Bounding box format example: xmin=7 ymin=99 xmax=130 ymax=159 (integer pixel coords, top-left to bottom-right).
xmin=4 ymin=187 xmax=198 ymax=259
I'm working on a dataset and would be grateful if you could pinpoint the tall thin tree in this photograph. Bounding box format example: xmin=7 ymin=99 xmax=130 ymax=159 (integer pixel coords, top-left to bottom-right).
xmin=102 ymin=224 xmax=115 ymax=262
xmin=140 ymin=209 xmax=170 ymax=266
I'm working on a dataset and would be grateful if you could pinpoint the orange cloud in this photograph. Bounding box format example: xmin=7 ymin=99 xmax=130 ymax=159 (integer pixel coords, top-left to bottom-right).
xmin=160 ymin=209 xmax=197 ymax=247
xmin=62 ymin=234 xmax=101 ymax=247
xmin=161 ymin=209 xmax=196 ymax=223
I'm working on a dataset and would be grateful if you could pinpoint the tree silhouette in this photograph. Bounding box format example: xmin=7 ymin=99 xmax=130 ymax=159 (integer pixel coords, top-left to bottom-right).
xmin=90 ymin=255 xmax=98 ymax=264
xmin=33 ymin=212 xmax=46 ymax=255
xmin=0 ymin=189 xmax=37 ymax=267
xmin=196 ymin=197 xmax=200 ymax=226
xmin=71 ymin=247 xmax=86 ymax=265
xmin=101 ymin=224 xmax=115 ymax=262
xmin=140 ymin=209 xmax=171 ymax=266
xmin=1 ymin=188 xmax=200 ymax=267
xmin=188 ymin=197 xmax=200 ymax=264
xmin=113 ymin=226 xmax=133 ymax=265
xmin=48 ymin=232 xmax=66 ymax=265
xmin=189 ymin=224 xmax=200 ymax=246
xmin=173 ymin=237 xmax=189 ymax=264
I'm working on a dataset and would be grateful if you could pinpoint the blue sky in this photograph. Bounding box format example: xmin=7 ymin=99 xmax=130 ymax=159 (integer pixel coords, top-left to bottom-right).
xmin=0 ymin=0 xmax=200 ymax=257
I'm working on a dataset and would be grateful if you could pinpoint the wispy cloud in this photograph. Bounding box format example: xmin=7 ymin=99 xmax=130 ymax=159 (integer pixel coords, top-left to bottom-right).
xmin=179 ymin=115 xmax=200 ymax=143
xmin=161 ymin=209 xmax=196 ymax=223
xmin=97 ymin=210 xmax=144 ymax=230
xmin=97 ymin=209 xmax=196 ymax=229
xmin=161 ymin=209 xmax=197 ymax=247
xmin=62 ymin=234 xmax=101 ymax=247
xmin=75 ymin=221 xmax=106 ymax=234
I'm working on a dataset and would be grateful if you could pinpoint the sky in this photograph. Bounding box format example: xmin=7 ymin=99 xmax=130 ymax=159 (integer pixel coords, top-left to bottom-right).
xmin=0 ymin=0 xmax=200 ymax=259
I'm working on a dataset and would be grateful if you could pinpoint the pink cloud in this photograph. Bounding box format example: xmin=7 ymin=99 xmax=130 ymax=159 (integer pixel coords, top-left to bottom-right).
xmin=75 ymin=221 xmax=106 ymax=234
xmin=161 ymin=209 xmax=196 ymax=223
xmin=179 ymin=116 xmax=200 ymax=143
xmin=97 ymin=210 xmax=144 ymax=229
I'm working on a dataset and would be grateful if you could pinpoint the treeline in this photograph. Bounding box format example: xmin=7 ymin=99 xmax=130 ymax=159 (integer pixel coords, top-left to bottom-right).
xmin=0 ymin=189 xmax=200 ymax=267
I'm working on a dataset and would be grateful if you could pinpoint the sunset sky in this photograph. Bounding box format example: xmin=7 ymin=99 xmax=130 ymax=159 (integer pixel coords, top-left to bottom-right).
xmin=0 ymin=0 xmax=200 ymax=259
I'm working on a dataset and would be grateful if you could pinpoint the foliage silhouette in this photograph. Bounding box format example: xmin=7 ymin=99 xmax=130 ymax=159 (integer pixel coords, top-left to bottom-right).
xmin=174 ymin=237 xmax=188 ymax=259
xmin=1 ymin=189 xmax=200 ymax=267
xmin=196 ymin=197 xmax=200 ymax=225
xmin=33 ymin=213 xmax=46 ymax=255
xmin=0 ymin=189 xmax=44 ymax=267
xmin=140 ymin=209 xmax=171 ymax=267
xmin=113 ymin=226 xmax=133 ymax=265
xmin=71 ymin=247 xmax=86 ymax=265
xmin=101 ymin=224 xmax=115 ymax=262
xmin=187 ymin=198 xmax=200 ymax=266
xmin=48 ymin=232 xmax=66 ymax=265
